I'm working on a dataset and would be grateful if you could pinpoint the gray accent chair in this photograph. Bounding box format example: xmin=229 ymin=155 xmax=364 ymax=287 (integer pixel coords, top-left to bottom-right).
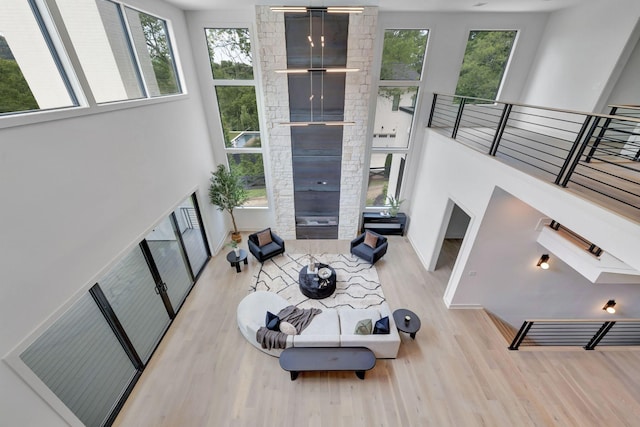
xmin=248 ymin=228 xmax=285 ymax=262
xmin=350 ymin=231 xmax=388 ymax=264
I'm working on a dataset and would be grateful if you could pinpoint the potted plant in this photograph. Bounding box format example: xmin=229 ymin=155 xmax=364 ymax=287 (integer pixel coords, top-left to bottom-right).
xmin=209 ymin=164 xmax=248 ymax=243
xmin=226 ymin=240 xmax=240 ymax=257
xmin=387 ymin=195 xmax=404 ymax=217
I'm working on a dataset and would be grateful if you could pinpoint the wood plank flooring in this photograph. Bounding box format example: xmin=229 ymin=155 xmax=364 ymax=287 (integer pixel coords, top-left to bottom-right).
xmin=114 ymin=236 xmax=640 ymax=427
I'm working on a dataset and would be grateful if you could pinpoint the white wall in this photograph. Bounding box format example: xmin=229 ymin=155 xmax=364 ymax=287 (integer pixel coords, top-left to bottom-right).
xmin=605 ymin=32 xmax=640 ymax=109
xmin=454 ymin=187 xmax=640 ymax=325
xmin=520 ymin=0 xmax=640 ymax=112
xmin=0 ymin=0 xmax=225 ymax=425
xmin=408 ymin=129 xmax=640 ymax=318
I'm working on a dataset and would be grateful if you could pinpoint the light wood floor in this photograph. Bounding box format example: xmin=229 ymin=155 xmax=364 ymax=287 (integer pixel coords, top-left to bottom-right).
xmin=114 ymin=236 xmax=640 ymax=427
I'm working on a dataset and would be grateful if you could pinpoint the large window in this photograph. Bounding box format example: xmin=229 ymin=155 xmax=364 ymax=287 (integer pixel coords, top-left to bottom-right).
xmin=55 ymin=0 xmax=181 ymax=104
xmin=206 ymin=27 xmax=267 ymax=207
xmin=1 ymin=0 xmax=182 ymax=117
xmin=367 ymin=29 xmax=428 ymax=208
xmin=455 ymin=30 xmax=517 ymax=101
xmin=0 ymin=0 xmax=77 ymax=114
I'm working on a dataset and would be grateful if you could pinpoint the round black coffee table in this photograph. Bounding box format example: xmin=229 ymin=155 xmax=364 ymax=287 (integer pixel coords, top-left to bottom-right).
xmin=298 ymin=263 xmax=336 ymax=299
xmin=393 ymin=309 xmax=421 ymax=339
xmin=226 ymin=249 xmax=248 ymax=273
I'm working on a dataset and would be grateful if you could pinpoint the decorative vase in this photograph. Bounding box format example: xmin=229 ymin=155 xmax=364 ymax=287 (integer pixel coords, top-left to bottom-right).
xmin=389 ymin=207 xmax=399 ymax=217
xmin=234 ymin=247 xmax=240 ymax=257
xmin=231 ymin=232 xmax=242 ymax=243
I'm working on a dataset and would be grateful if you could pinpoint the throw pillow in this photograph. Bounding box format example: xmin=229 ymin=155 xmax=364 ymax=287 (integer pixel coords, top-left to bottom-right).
xmin=279 ymin=321 xmax=297 ymax=335
xmin=257 ymin=229 xmax=273 ymax=247
xmin=265 ymin=311 xmax=280 ymax=331
xmin=354 ymin=319 xmax=373 ymax=335
xmin=364 ymin=231 xmax=378 ymax=249
xmin=373 ymin=316 xmax=390 ymax=334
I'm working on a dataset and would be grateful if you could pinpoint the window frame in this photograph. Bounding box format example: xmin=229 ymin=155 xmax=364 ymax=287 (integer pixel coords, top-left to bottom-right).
xmin=365 ymin=27 xmax=429 ymax=210
xmin=205 ymin=25 xmax=269 ymax=209
xmin=454 ymin=29 xmax=519 ymax=103
xmin=0 ymin=0 xmax=187 ymax=129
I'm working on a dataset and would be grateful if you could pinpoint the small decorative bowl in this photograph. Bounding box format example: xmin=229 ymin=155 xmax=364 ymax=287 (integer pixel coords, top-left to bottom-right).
xmin=318 ymin=268 xmax=331 ymax=279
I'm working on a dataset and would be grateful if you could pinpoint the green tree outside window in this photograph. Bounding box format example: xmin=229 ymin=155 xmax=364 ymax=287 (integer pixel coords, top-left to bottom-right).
xmin=455 ymin=30 xmax=517 ymax=101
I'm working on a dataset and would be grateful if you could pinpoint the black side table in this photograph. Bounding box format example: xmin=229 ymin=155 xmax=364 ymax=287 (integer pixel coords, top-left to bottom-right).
xmin=393 ymin=309 xmax=421 ymax=339
xmin=226 ymin=249 xmax=248 ymax=273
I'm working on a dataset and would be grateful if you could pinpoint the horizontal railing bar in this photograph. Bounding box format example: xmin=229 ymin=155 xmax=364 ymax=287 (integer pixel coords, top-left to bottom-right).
xmin=571 ymin=171 xmax=640 ymax=195
xmin=505 ymin=117 xmax=584 ymax=136
xmin=608 ymin=104 xmax=640 ymax=110
xmin=574 ymin=168 xmax=640 ymax=189
xmin=525 ymin=318 xmax=640 ymax=322
xmin=435 ymin=93 xmax=640 ymax=123
xmin=496 ymin=146 xmax=565 ymax=169
xmin=498 ymin=137 xmax=570 ymax=161
xmin=493 ymin=152 xmax=559 ymax=176
xmin=569 ymin=181 xmax=640 ymax=210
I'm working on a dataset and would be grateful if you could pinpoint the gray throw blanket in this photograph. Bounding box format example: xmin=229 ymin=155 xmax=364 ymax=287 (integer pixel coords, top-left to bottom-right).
xmin=256 ymin=305 xmax=322 ymax=350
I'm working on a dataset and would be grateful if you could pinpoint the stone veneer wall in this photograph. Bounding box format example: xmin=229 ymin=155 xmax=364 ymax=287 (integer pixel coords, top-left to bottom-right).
xmin=339 ymin=8 xmax=378 ymax=239
xmin=256 ymin=6 xmax=296 ymax=239
xmin=256 ymin=6 xmax=378 ymax=240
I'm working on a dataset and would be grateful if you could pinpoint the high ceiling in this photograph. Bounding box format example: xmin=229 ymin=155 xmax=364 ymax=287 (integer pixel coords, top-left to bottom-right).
xmin=163 ymin=0 xmax=592 ymax=12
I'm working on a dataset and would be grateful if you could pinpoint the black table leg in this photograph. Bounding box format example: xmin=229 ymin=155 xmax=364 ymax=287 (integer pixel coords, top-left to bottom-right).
xmin=290 ymin=371 xmax=298 ymax=381
xmin=235 ymin=262 xmax=241 ymax=273
xmin=410 ymin=332 xmax=416 ymax=339
xmin=355 ymin=371 xmax=365 ymax=380
xmin=243 ymin=258 xmax=248 ymax=265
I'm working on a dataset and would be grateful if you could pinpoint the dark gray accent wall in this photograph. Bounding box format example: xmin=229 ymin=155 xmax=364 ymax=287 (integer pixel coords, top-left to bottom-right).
xmin=285 ymin=11 xmax=348 ymax=239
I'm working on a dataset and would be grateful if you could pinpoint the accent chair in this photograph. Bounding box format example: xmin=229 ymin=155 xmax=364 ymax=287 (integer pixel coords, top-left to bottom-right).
xmin=248 ymin=228 xmax=286 ymax=262
xmin=350 ymin=230 xmax=388 ymax=264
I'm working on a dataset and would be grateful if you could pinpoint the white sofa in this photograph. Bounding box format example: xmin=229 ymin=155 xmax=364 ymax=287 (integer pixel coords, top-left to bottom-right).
xmin=237 ymin=291 xmax=401 ymax=358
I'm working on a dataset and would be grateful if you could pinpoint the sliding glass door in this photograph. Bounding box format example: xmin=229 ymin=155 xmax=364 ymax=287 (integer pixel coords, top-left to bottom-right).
xmin=18 ymin=192 xmax=211 ymax=426
xmin=174 ymin=195 xmax=210 ymax=276
xmin=145 ymin=215 xmax=194 ymax=311
xmin=97 ymin=246 xmax=171 ymax=364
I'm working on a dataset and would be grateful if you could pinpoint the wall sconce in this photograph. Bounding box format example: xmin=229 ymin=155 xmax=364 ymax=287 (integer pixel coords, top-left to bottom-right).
xmin=603 ymin=300 xmax=616 ymax=314
xmin=536 ymin=254 xmax=550 ymax=270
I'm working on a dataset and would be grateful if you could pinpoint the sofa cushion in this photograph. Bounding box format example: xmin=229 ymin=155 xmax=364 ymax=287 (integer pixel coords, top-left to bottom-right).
xmin=373 ymin=316 xmax=390 ymax=334
xmin=338 ymin=308 xmax=381 ymax=335
xmin=257 ymin=229 xmax=273 ymax=247
xmin=265 ymin=311 xmax=280 ymax=331
xmin=279 ymin=321 xmax=297 ymax=335
xmin=299 ymin=309 xmax=339 ymax=336
xmin=354 ymin=319 xmax=372 ymax=335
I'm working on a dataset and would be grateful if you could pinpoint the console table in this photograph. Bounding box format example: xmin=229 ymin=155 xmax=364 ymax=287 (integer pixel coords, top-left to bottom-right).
xmin=361 ymin=212 xmax=407 ymax=236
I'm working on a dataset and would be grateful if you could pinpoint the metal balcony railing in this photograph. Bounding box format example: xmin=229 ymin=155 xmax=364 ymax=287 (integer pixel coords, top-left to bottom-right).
xmin=508 ymin=319 xmax=640 ymax=350
xmin=428 ymin=94 xmax=640 ymax=223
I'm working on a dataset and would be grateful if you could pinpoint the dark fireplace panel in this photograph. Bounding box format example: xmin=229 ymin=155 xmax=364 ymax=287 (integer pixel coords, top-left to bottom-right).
xmin=285 ymin=11 xmax=348 ymax=239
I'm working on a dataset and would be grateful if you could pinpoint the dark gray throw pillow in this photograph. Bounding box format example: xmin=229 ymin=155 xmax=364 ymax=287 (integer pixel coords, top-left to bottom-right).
xmin=266 ymin=311 xmax=280 ymax=331
xmin=373 ymin=316 xmax=390 ymax=334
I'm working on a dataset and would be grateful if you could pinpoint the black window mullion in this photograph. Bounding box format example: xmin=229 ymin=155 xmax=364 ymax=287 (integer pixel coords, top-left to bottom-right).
xmin=89 ymin=284 xmax=143 ymax=370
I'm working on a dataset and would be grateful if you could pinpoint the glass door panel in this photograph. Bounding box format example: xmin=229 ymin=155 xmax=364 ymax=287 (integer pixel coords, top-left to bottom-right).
xmin=174 ymin=195 xmax=209 ymax=276
xmin=145 ymin=216 xmax=193 ymax=311
xmin=20 ymin=293 xmax=137 ymax=427
xmin=98 ymin=246 xmax=170 ymax=363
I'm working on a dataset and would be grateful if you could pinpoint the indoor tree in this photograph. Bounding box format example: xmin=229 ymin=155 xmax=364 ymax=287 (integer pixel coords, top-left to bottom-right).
xmin=209 ymin=164 xmax=248 ymax=242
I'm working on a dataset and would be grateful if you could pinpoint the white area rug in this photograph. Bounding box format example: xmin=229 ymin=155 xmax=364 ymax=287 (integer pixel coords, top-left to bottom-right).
xmin=251 ymin=253 xmax=385 ymax=310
